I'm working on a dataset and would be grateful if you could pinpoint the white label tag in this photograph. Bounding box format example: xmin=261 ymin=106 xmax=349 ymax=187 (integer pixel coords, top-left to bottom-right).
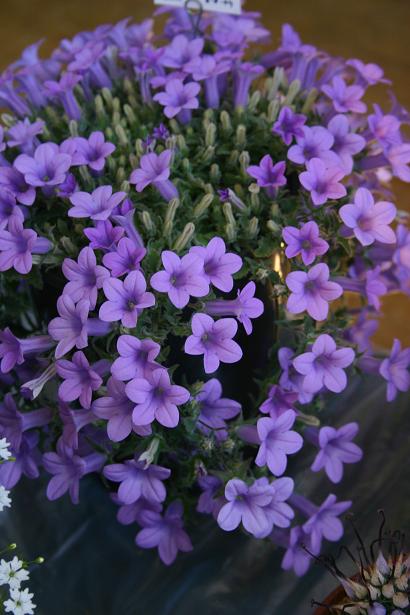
xmin=154 ymin=0 xmax=242 ymax=16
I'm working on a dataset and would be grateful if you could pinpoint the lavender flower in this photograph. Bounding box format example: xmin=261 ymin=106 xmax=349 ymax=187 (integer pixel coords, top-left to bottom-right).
xmin=48 ymin=296 xmax=90 ymax=358
xmin=44 ymin=72 xmax=82 ymax=120
xmin=299 ymin=158 xmax=346 ymax=206
xmin=0 ymin=166 xmax=36 ymax=206
xmin=129 ymin=150 xmax=179 ymax=201
xmin=287 ymin=126 xmax=336 ymax=166
xmin=190 ymin=237 xmax=242 ymax=293
xmin=305 ymin=422 xmax=363 ymax=483
xmin=280 ymin=526 xmax=314 ymax=576
xmin=272 ymin=107 xmax=306 ymax=146
xmin=56 ymin=351 xmax=107 ymax=409
xmin=68 ymin=186 xmax=127 ymax=220
xmin=0 ymin=393 xmax=51 ymax=450
xmin=102 ymin=238 xmax=146 ymax=277
xmin=0 ymin=328 xmax=53 ymax=373
xmin=14 ymin=142 xmax=71 ymax=187
xmin=327 ymin=114 xmax=365 ymax=173
xmin=197 ymin=475 xmax=223 ymax=517
xmin=160 ymin=34 xmax=204 ymax=71
xmin=125 ymin=368 xmax=190 ymax=428
xmin=184 ymin=313 xmax=243 ymax=374
xmin=195 ymin=378 xmax=241 ymax=441
xmin=136 ymin=501 xmax=193 ymax=565
xmin=339 ymin=187 xmax=396 ymax=246
xmin=84 ymin=220 xmax=124 ymax=251
xmin=247 ymin=156 xmax=287 ymax=198
xmin=72 ymin=131 xmax=115 ymax=172
xmin=111 ymin=335 xmax=160 ymax=382
xmin=259 ymin=385 xmax=298 ymax=418
xmin=154 ymin=79 xmax=200 ymax=124
xmin=103 ymin=457 xmax=170 ymax=505
xmin=255 ymin=410 xmax=303 ymax=476
xmin=62 ymin=247 xmax=110 ymax=310
xmin=293 ymin=334 xmax=355 ymax=394
xmin=204 ymin=281 xmax=264 ymax=335
xmin=322 ymin=76 xmax=367 ymax=114
xmin=0 ymin=432 xmax=40 ymax=489
xmin=43 ymin=437 xmax=105 ymax=504
xmin=93 ymin=377 xmax=150 ymax=442
xmin=7 ymin=118 xmax=44 ymax=154
xmin=0 ymin=219 xmax=51 ymax=275
xmin=99 ymin=271 xmax=155 ymax=328
xmin=282 ymin=221 xmax=329 ymax=266
xmin=234 ymin=62 xmax=264 ymax=108
xmin=286 ymin=263 xmax=343 ymax=321
xmin=150 ymin=250 xmax=209 ymax=309
xmin=379 ymin=339 xmax=410 ymax=402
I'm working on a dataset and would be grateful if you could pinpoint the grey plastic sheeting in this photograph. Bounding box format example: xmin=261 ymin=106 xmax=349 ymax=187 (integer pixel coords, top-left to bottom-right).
xmin=1 ymin=375 xmax=409 ymax=615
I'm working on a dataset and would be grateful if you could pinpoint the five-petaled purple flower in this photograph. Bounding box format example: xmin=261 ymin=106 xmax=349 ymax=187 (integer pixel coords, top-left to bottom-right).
xmin=111 ymin=335 xmax=161 ymax=382
xmin=339 ymin=187 xmax=396 ymax=246
xmin=68 ymin=185 xmax=126 ymax=220
xmin=204 ymin=281 xmax=264 ymax=335
xmin=102 ymin=238 xmax=146 ymax=277
xmin=322 ymin=76 xmax=366 ymax=114
xmin=379 ymin=338 xmax=410 ymax=402
xmin=306 ymin=422 xmax=363 ymax=483
xmin=299 ymin=158 xmax=346 ymax=206
xmin=103 ymin=457 xmax=170 ymax=505
xmin=300 ymin=493 xmax=351 ymax=553
xmin=282 ymin=221 xmax=329 ymax=266
xmin=57 ymin=350 xmax=108 ymax=409
xmin=259 ymin=385 xmax=298 ymax=418
xmin=99 ymin=270 xmax=155 ymax=328
xmin=154 ymin=79 xmax=200 ymax=123
xmin=62 ymin=246 xmax=110 ymax=310
xmin=130 ymin=150 xmax=178 ymax=201
xmin=0 ymin=328 xmax=53 ymax=374
xmin=195 ymin=378 xmax=241 ymax=441
xmin=286 ymin=263 xmax=343 ymax=321
xmin=14 ymin=142 xmax=71 ymax=187
xmin=293 ymin=334 xmax=355 ymax=394
xmin=184 ymin=313 xmax=243 ymax=374
xmin=72 ymin=131 xmax=115 ymax=171
xmin=287 ymin=126 xmax=336 ymax=166
xmin=0 ymin=218 xmax=51 ymax=275
xmin=190 ymin=237 xmax=242 ymax=292
xmin=272 ymin=107 xmax=306 ymax=146
xmin=327 ymin=114 xmax=365 ymax=174
xmin=247 ymin=156 xmax=287 ymax=198
xmin=136 ymin=500 xmax=193 ymax=565
xmin=255 ymin=410 xmax=303 ymax=476
xmin=126 ymin=368 xmax=190 ymax=428
xmin=150 ymin=250 xmax=209 ymax=309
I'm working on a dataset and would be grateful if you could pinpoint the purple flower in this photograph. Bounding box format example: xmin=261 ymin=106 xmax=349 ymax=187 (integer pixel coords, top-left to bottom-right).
xmin=195 ymin=378 xmax=241 ymax=441
xmin=71 ymin=131 xmax=115 ymax=172
xmin=48 ymin=296 xmax=92 ymax=359
xmin=125 ymin=368 xmax=190 ymax=428
xmin=197 ymin=474 xmax=224 ymax=517
xmin=386 ymin=143 xmax=410 ymax=182
xmin=259 ymin=385 xmax=298 ymax=418
xmin=265 ymin=476 xmax=295 ymax=529
xmin=111 ymin=335 xmax=161 ymax=382
xmin=184 ymin=313 xmax=243 ymax=374
xmin=190 ymin=237 xmax=242 ymax=292
xmin=103 ymin=457 xmax=170 ymax=505
xmin=0 ymin=219 xmax=51 ymax=275
xmin=247 ymin=156 xmax=287 ymax=198
xmin=286 ymin=263 xmax=343 ymax=321
xmin=43 ymin=438 xmax=105 ymax=504
xmin=339 ymin=187 xmax=396 ymax=246
xmin=379 ymin=339 xmax=410 ymax=402
xmin=272 ymin=107 xmax=306 ymax=146
xmin=306 ymin=423 xmax=363 ymax=483
xmin=14 ymin=142 xmax=71 ymax=187
xmin=204 ymin=281 xmax=264 ymax=335
xmin=150 ymin=250 xmax=209 ymax=309
xmin=68 ymin=186 xmax=127 ymax=220
xmin=327 ymin=114 xmax=365 ymax=173
xmin=0 ymin=432 xmax=40 ymax=489
xmin=293 ymin=334 xmax=355 ymax=394
xmin=102 ymin=238 xmax=146 ymax=277
xmin=7 ymin=118 xmax=44 ymax=154
xmin=322 ymin=76 xmax=367 ymax=114
xmin=299 ymin=158 xmax=346 ymax=206
xmin=114 ymin=497 xmax=162 ymax=527
xmin=0 ymin=328 xmax=53 ymax=373
xmin=154 ymin=79 xmax=200 ymax=123
xmin=0 ymin=190 xmax=24 ymax=230
xmin=62 ymin=247 xmax=109 ymax=310
xmin=0 ymin=393 xmax=51 ymax=451
xmin=347 ymin=59 xmax=389 ymax=86
xmin=57 ymin=351 xmax=107 ymax=409
xmin=280 ymin=526 xmax=314 ymax=576
xmin=99 ymin=270 xmax=155 ymax=328
xmin=234 ymin=62 xmax=264 ymax=108
xmin=44 ymin=72 xmax=82 ymax=120
xmin=160 ymin=34 xmax=204 ymax=70
xmin=0 ymin=167 xmax=36 ymax=206
xmin=287 ymin=126 xmax=336 ymax=166
xmin=84 ymin=220 xmax=124 ymax=251
xmin=186 ymin=54 xmax=230 ymax=108
xmin=59 ymin=403 xmax=95 ymax=449
xmin=278 ymin=347 xmax=314 ymax=405
xmin=368 ymin=105 xmax=401 ymax=148
xmin=282 ymin=221 xmax=329 ymax=266
xmin=93 ymin=376 xmax=151 ymax=442
xmin=300 ymin=493 xmax=351 ymax=553
xmin=136 ymin=500 xmax=193 ymax=566
xmin=130 ymin=150 xmax=179 ymax=201
xmin=217 ymin=477 xmax=274 ymax=538
xmin=255 ymin=411 xmax=303 ymax=476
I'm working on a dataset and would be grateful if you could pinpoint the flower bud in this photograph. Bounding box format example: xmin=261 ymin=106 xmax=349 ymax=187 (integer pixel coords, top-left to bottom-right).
xmin=173 ymin=222 xmax=195 ymax=252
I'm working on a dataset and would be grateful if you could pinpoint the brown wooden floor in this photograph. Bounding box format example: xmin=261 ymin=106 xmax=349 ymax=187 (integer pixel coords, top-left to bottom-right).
xmin=0 ymin=0 xmax=409 ymax=347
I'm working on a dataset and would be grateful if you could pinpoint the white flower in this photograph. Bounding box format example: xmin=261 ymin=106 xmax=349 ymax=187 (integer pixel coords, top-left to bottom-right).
xmin=3 ymin=587 xmax=36 ymax=614
xmin=0 ymin=438 xmax=12 ymax=461
xmin=0 ymin=557 xmax=30 ymax=590
xmin=0 ymin=485 xmax=12 ymax=511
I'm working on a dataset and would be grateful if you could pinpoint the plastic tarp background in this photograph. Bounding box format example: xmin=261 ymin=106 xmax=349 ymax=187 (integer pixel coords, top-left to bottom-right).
xmin=1 ymin=375 xmax=409 ymax=615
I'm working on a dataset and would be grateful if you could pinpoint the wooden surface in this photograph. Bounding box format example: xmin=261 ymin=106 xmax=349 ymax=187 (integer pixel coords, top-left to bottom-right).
xmin=0 ymin=0 xmax=409 ymax=346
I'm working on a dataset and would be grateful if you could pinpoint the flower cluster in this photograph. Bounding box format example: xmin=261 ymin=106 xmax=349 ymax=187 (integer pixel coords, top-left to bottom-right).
xmin=0 ymin=6 xmax=408 ymax=573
